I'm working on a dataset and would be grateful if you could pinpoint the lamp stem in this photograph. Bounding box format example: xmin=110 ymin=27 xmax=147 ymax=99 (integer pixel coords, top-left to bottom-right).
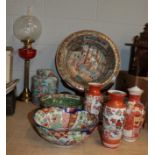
xmin=24 ymin=60 xmax=30 ymax=88
xmin=18 ymin=60 xmax=32 ymax=102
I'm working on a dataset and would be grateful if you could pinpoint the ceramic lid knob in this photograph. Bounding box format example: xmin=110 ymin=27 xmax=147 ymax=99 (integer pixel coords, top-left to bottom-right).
xmin=128 ymin=86 xmax=144 ymax=95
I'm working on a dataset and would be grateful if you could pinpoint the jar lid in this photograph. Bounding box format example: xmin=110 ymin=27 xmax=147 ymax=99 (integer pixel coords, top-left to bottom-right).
xmin=128 ymin=86 xmax=143 ymax=95
xmin=37 ymin=69 xmax=57 ymax=78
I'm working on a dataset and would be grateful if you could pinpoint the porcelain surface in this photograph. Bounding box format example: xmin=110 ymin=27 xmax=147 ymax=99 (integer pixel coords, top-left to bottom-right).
xmin=40 ymin=93 xmax=83 ymax=111
xmin=56 ymin=30 xmax=120 ymax=91
xmin=32 ymin=69 xmax=58 ymax=105
xmin=33 ymin=107 xmax=97 ymax=146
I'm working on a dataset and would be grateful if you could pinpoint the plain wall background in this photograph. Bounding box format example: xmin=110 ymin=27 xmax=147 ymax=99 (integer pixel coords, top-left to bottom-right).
xmin=6 ymin=0 xmax=148 ymax=95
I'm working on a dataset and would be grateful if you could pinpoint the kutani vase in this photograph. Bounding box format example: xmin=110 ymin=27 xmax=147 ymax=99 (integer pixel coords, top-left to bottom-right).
xmin=84 ymin=82 xmax=103 ymax=115
xmin=123 ymin=86 xmax=145 ymax=142
xmin=102 ymin=90 xmax=126 ymax=148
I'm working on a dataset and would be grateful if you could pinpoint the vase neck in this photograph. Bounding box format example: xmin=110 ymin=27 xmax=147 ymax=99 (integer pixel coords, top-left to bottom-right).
xmin=110 ymin=94 xmax=125 ymax=101
xmin=129 ymin=94 xmax=141 ymax=102
xmin=108 ymin=90 xmax=126 ymax=101
xmin=107 ymin=90 xmax=126 ymax=108
xmin=88 ymin=86 xmax=101 ymax=95
xmin=87 ymin=83 xmax=103 ymax=95
xmin=108 ymin=94 xmax=126 ymax=108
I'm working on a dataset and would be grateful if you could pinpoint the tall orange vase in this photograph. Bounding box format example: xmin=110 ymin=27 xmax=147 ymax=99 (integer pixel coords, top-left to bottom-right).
xmin=84 ymin=82 xmax=103 ymax=116
xmin=102 ymin=90 xmax=126 ymax=148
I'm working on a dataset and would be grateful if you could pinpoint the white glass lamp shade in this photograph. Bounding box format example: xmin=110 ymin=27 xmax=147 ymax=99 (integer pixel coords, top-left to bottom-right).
xmin=13 ymin=15 xmax=42 ymax=41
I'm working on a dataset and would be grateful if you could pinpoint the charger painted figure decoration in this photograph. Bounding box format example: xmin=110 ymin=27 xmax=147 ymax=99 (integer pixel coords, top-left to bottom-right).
xmin=56 ymin=30 xmax=120 ymax=92
xmin=67 ymin=44 xmax=106 ymax=82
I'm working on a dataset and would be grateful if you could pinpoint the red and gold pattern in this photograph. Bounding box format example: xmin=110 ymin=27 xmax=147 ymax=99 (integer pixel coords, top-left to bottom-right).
xmin=34 ymin=107 xmax=97 ymax=130
xmin=123 ymin=86 xmax=145 ymax=142
xmin=84 ymin=82 xmax=103 ymax=115
xmin=33 ymin=107 xmax=97 ymax=146
xmin=102 ymin=90 xmax=126 ymax=148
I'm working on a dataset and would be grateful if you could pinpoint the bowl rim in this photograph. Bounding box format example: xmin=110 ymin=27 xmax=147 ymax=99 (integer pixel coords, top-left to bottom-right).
xmin=40 ymin=93 xmax=83 ymax=108
xmin=33 ymin=107 xmax=98 ymax=132
xmin=34 ymin=121 xmax=97 ymax=132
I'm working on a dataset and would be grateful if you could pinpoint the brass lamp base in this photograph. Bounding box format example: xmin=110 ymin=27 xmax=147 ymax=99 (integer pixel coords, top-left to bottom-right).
xmin=18 ymin=88 xmax=32 ymax=102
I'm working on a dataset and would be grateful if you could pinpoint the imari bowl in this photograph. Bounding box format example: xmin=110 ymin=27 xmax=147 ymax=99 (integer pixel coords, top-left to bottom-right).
xmin=56 ymin=30 xmax=120 ymax=91
xmin=33 ymin=107 xmax=97 ymax=146
xmin=40 ymin=93 xmax=83 ymax=112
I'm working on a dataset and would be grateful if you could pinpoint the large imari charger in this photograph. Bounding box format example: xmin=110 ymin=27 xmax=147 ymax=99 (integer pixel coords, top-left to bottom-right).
xmin=56 ymin=30 xmax=120 ymax=91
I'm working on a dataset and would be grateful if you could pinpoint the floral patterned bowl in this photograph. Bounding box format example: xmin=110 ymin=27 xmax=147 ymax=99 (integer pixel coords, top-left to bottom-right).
xmin=33 ymin=107 xmax=97 ymax=146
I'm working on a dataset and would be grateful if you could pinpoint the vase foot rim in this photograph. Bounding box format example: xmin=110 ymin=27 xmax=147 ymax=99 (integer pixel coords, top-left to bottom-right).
xmin=103 ymin=142 xmax=120 ymax=148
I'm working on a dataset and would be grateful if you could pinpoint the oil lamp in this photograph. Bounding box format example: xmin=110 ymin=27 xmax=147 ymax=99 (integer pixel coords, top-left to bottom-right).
xmin=13 ymin=7 xmax=42 ymax=102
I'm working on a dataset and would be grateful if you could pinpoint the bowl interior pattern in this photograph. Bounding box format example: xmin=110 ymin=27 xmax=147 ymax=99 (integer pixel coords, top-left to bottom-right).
xmin=33 ymin=107 xmax=97 ymax=130
xmin=56 ymin=30 xmax=120 ymax=91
